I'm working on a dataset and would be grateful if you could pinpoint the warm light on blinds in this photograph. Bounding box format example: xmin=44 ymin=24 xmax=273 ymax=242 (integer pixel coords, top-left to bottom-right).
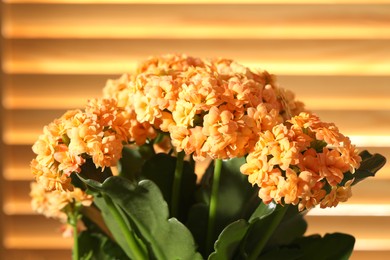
xmin=1 ymin=1 xmax=389 ymax=259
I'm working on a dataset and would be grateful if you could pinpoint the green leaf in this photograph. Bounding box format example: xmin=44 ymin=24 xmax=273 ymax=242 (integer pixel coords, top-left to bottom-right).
xmin=141 ymin=153 xmax=197 ymax=221
xmin=78 ymin=158 xmax=113 ymax=183
xmin=88 ymin=176 xmax=202 ymax=260
xmin=266 ymin=206 xmax=307 ymax=249
xmin=205 ymin=202 xmax=295 ymax=259
xmin=187 ymin=157 xmax=259 ymax=257
xmin=258 ymin=246 xmax=303 ymax=260
xmin=342 ymin=150 xmax=386 ymax=186
xmin=294 ymin=233 xmax=355 ymax=260
xmin=78 ymin=231 xmax=129 ymax=260
xmin=220 ymin=158 xmax=261 ymax=220
xmin=207 ymin=203 xmax=305 ymax=260
xmin=118 ymin=144 xmax=156 ymax=180
xmin=359 ymin=150 xmax=375 ymax=161
xmin=78 ymin=176 xmax=105 ymax=196
xmin=208 ymin=219 xmax=250 ymax=260
xmin=249 ymin=201 xmax=277 ymax=223
xmin=239 ymin=204 xmax=289 ymax=259
xmin=185 ymin=203 xmax=209 ymax=256
xmin=118 ymin=146 xmax=144 ymax=180
xmin=196 ymin=158 xmax=259 ymax=247
xmin=357 ymin=151 xmax=386 ymax=175
xmin=254 ymin=232 xmax=354 ymax=260
xmin=92 ymin=193 xmax=147 ymax=259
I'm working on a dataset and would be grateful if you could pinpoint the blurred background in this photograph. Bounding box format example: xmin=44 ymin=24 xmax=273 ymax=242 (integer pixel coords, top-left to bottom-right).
xmin=0 ymin=0 xmax=389 ymax=259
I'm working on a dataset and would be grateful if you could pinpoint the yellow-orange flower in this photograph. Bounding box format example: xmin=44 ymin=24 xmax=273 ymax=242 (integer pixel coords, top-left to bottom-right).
xmin=102 ymin=54 xmax=303 ymax=161
xmin=277 ymin=168 xmax=299 ymax=205
xmin=320 ymin=179 xmax=354 ymax=208
xmin=138 ymin=53 xmax=205 ymax=74
xmin=30 ymin=182 xmax=93 ymax=222
xmin=241 ymin=111 xmax=361 ymax=211
xmin=31 ymin=98 xmax=139 ymax=192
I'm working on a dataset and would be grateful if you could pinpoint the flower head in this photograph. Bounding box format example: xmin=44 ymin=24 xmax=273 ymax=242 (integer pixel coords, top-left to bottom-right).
xmin=103 ymin=54 xmax=304 ymax=161
xmin=241 ymin=112 xmax=361 ymax=211
xmin=31 ymin=98 xmax=136 ymax=191
xmin=30 ymin=181 xmax=93 ymax=222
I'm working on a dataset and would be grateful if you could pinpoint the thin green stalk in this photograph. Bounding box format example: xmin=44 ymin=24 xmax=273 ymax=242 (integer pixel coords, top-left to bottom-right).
xmin=247 ymin=204 xmax=290 ymax=260
xmin=171 ymin=151 xmax=186 ymax=218
xmin=81 ymin=206 xmax=114 ymax=241
xmin=206 ymin=159 xmax=223 ymax=254
xmin=103 ymin=194 xmax=147 ymax=260
xmin=72 ymin=214 xmax=79 ymax=260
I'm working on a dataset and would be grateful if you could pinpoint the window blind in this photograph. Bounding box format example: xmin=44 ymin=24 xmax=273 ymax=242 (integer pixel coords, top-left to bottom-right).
xmin=1 ymin=1 xmax=389 ymax=259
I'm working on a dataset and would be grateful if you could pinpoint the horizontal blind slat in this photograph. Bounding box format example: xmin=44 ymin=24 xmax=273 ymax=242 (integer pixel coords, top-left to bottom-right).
xmin=352 ymin=251 xmax=390 ymax=260
xmin=4 ymin=4 xmax=390 ymax=39
xmin=4 ymin=0 xmax=390 ymax=4
xmin=4 ymin=39 xmax=390 ymax=75
xmin=306 ymin=216 xmax=390 ymax=241
xmin=3 ymin=218 xmax=72 ymax=250
xmin=2 ymin=0 xmax=390 ymax=258
xmin=5 ymin=250 xmax=71 ymax=260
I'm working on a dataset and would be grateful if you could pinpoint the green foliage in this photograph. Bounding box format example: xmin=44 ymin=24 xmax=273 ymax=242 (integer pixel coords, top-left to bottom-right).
xmin=208 ymin=220 xmax=249 ymax=260
xmin=258 ymin=247 xmax=303 ymax=260
xmin=117 ymin=144 xmax=155 ymax=181
xmin=343 ymin=150 xmax=387 ymax=185
xmin=267 ymin=206 xmax=307 ymax=249
xmin=78 ymin=158 xmax=113 ymax=183
xmin=92 ymin=187 xmax=148 ymax=259
xmin=141 ymin=153 xmax=197 ymax=221
xmin=249 ymin=200 xmax=277 ymax=223
xmin=240 ymin=204 xmax=290 ymax=259
xmin=209 ymin=209 xmax=353 ymax=260
xmin=80 ymin=176 xmax=202 ymax=260
xmin=186 ymin=157 xmax=260 ymax=256
xmin=294 ymin=233 xmax=355 ymax=260
xmin=185 ymin=203 xmax=209 ymax=255
xmin=208 ymin=202 xmax=290 ymax=259
xmin=208 ymin=202 xmax=306 ymax=260
xmin=78 ymin=231 xmax=128 ymax=260
xmin=76 ymin=149 xmax=384 ymax=260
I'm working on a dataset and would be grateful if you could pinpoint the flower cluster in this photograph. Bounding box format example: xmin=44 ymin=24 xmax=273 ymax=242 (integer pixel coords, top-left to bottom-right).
xmin=103 ymin=54 xmax=304 ymax=160
xmin=27 ymin=53 xmax=386 ymax=260
xmin=30 ymin=182 xmax=93 ymax=223
xmin=30 ymin=53 xmax=362 ymax=232
xmin=240 ymin=112 xmax=361 ymax=211
xmin=30 ymin=98 xmax=138 ymax=224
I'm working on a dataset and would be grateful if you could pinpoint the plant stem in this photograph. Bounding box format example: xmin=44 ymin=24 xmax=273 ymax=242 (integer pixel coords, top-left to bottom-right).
xmin=103 ymin=194 xmax=147 ymax=260
xmin=206 ymin=159 xmax=223 ymax=254
xmin=72 ymin=214 xmax=79 ymax=260
xmin=247 ymin=204 xmax=289 ymax=260
xmin=81 ymin=206 xmax=115 ymax=241
xmin=171 ymin=151 xmax=185 ymax=218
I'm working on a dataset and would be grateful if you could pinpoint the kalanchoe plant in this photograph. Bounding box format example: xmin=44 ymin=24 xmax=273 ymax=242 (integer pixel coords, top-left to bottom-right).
xmin=30 ymin=54 xmax=386 ymax=260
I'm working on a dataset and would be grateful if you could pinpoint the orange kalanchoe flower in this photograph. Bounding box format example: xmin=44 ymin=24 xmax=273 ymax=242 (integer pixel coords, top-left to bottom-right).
xmin=104 ymin=54 xmax=303 ymax=161
xmin=30 ymin=98 xmax=143 ymax=223
xmin=137 ymin=53 xmax=206 ymax=74
xmin=241 ymin=112 xmax=361 ymax=211
xmin=320 ymin=179 xmax=354 ymax=208
xmin=103 ymin=74 xmax=157 ymax=145
xmin=31 ymin=98 xmax=137 ymax=191
xmin=30 ymin=182 xmax=93 ymax=222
